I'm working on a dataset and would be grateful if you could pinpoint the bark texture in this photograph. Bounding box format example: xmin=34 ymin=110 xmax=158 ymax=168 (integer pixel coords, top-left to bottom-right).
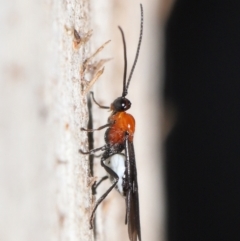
xmin=0 ymin=0 xmax=93 ymax=240
xmin=0 ymin=0 xmax=166 ymax=241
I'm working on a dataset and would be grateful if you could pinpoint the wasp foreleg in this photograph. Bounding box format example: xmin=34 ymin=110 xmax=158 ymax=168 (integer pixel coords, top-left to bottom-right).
xmin=81 ymin=123 xmax=111 ymax=132
xmin=90 ymin=91 xmax=109 ymax=109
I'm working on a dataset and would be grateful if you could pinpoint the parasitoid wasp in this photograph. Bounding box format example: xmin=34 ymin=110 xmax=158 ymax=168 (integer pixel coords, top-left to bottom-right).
xmin=80 ymin=4 xmax=143 ymax=241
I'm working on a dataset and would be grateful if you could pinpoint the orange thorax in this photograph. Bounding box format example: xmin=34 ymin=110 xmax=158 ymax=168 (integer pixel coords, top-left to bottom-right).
xmin=107 ymin=112 xmax=135 ymax=145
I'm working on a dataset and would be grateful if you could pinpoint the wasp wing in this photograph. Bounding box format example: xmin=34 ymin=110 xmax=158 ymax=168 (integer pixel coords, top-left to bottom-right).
xmin=124 ymin=138 xmax=141 ymax=241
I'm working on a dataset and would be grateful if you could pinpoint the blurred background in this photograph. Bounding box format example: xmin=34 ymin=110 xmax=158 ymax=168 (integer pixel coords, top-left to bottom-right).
xmin=165 ymin=1 xmax=240 ymax=241
xmin=1 ymin=0 xmax=240 ymax=241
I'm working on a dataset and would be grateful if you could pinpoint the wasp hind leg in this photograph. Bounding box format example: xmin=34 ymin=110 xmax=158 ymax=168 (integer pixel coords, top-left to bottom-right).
xmin=92 ymin=176 xmax=109 ymax=195
xmin=89 ymin=156 xmax=119 ymax=229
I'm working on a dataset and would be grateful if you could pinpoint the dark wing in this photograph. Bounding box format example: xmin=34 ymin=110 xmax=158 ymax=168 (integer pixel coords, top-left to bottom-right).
xmin=124 ymin=137 xmax=141 ymax=241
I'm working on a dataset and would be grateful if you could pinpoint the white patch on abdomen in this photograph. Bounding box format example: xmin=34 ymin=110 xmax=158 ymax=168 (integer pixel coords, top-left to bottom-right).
xmin=105 ymin=154 xmax=126 ymax=195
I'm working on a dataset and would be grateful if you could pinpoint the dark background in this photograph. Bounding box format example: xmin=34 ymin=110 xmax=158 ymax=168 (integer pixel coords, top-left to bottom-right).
xmin=164 ymin=1 xmax=240 ymax=240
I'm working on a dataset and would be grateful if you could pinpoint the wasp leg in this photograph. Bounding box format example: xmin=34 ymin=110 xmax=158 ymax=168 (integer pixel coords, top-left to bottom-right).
xmin=81 ymin=123 xmax=111 ymax=132
xmin=90 ymin=91 xmax=109 ymax=109
xmin=79 ymin=145 xmax=106 ymax=155
xmin=89 ymin=157 xmax=119 ymax=229
xmin=92 ymin=176 xmax=109 ymax=195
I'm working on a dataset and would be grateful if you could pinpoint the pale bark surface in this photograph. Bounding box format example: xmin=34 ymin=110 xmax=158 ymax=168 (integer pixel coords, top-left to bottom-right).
xmin=0 ymin=0 xmax=168 ymax=241
xmin=0 ymin=0 xmax=93 ymax=240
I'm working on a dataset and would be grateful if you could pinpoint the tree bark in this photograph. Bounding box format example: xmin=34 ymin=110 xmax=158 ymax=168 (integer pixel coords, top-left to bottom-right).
xmin=0 ymin=0 xmax=165 ymax=241
xmin=0 ymin=0 xmax=93 ymax=240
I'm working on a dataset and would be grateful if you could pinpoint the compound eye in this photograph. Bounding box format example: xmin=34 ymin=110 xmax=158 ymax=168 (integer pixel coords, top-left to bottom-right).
xmin=112 ymin=97 xmax=131 ymax=112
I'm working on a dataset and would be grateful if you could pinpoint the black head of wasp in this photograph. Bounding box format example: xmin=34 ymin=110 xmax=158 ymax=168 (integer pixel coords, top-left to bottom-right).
xmin=79 ymin=4 xmax=143 ymax=241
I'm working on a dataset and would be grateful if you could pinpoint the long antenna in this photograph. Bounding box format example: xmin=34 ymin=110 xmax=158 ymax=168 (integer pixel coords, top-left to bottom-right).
xmin=122 ymin=3 xmax=144 ymax=97
xmin=118 ymin=26 xmax=128 ymax=98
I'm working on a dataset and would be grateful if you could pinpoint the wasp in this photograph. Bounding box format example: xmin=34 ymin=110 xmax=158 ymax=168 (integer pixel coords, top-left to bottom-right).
xmin=80 ymin=4 xmax=143 ymax=241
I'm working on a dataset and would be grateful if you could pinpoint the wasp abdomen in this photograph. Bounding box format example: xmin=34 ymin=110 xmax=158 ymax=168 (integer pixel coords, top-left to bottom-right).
xmin=105 ymin=112 xmax=135 ymax=145
xmin=105 ymin=154 xmax=126 ymax=196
